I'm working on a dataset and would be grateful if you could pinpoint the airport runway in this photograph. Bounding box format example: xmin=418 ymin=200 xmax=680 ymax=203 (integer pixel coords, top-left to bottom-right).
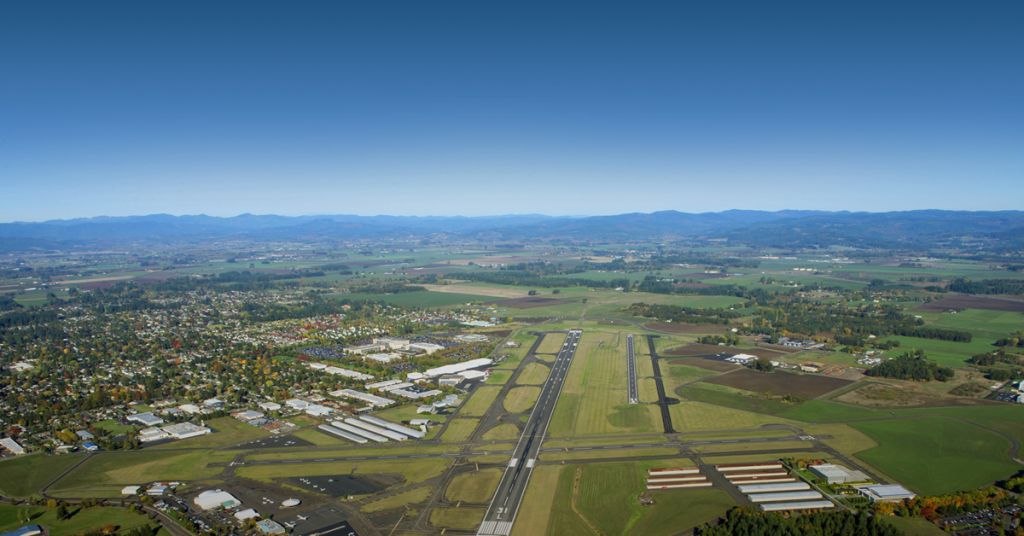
xmin=477 ymin=329 xmax=582 ymax=536
xmin=626 ymin=334 xmax=638 ymax=404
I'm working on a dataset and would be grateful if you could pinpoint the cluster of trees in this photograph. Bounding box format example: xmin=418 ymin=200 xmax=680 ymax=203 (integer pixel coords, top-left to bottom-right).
xmin=626 ymin=303 xmax=742 ymax=325
xmin=874 ymin=486 xmax=1017 ymax=520
xmin=0 ymin=293 xmax=21 ymax=312
xmin=994 ymin=332 xmax=1024 ymax=348
xmin=694 ymin=507 xmax=900 ymax=536
xmin=967 ymin=349 xmax=1021 ymax=366
xmin=1000 ymin=471 xmax=1024 ymax=493
xmin=751 ymin=300 xmax=971 ymax=344
xmin=697 ymin=334 xmax=740 ymax=346
xmin=749 ymin=358 xmax=775 ymax=372
xmin=865 ymin=350 xmax=954 ymax=381
xmin=453 ymin=268 xmax=629 ymax=290
xmin=948 ymin=278 xmax=1024 ymax=295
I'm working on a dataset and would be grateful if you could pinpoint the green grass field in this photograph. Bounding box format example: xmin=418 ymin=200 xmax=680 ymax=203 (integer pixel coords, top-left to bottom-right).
xmin=152 ymin=416 xmax=268 ymax=449
xmin=0 ymin=454 xmax=87 ymax=497
xmin=237 ymin=458 xmax=450 ymax=485
xmin=339 ymin=290 xmax=494 ymax=308
xmin=503 ymin=386 xmax=541 ymax=413
xmin=430 ymin=506 xmax=486 ymax=530
xmin=546 ymin=461 xmax=736 ymax=535
xmin=48 ymin=450 xmax=233 ymax=497
xmin=851 ymin=416 xmax=1022 ymax=495
xmin=515 ymin=362 xmax=550 ymax=385
xmin=442 ymin=418 xmax=481 ymax=442
xmin=0 ymin=504 xmax=164 ymax=535
xmin=459 ymin=386 xmax=503 ymax=417
xmin=444 ymin=468 xmax=503 ymax=503
xmin=548 ymin=330 xmax=664 ymax=437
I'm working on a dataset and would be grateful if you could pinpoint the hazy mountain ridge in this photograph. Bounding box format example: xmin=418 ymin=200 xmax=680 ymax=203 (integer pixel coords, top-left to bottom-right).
xmin=0 ymin=210 xmax=1021 ymax=251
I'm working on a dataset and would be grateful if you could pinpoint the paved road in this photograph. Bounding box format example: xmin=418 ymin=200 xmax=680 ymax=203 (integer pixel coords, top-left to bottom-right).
xmin=626 ymin=334 xmax=638 ymax=404
xmin=645 ymin=334 xmax=675 ymax=433
xmin=477 ymin=329 xmax=582 ymax=536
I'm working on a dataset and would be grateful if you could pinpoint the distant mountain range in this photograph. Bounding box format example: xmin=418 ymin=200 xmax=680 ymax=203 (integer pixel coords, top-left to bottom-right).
xmin=1 ymin=210 xmax=1022 ymax=252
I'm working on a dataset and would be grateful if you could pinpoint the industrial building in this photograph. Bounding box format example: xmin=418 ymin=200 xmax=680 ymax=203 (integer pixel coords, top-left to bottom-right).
xmin=194 ymin=489 xmax=241 ymax=510
xmin=391 ymin=387 xmax=443 ymax=400
xmin=417 ymin=358 xmax=493 ymax=379
xmin=127 ymin=412 xmax=164 ymax=427
xmin=330 ymin=389 xmax=395 ymax=408
xmin=857 ymin=484 xmax=916 ymax=502
xmin=363 ymin=352 xmax=404 ymax=364
xmin=359 ymin=415 xmax=426 ymax=439
xmin=366 ymin=379 xmax=403 ymax=391
xmin=162 ymin=422 xmax=212 ymax=440
xmin=716 ymin=462 xmax=784 ymax=472
xmin=759 ymin=500 xmax=835 ymax=512
xmin=809 ymin=463 xmax=869 ymax=484
xmin=317 ymin=424 xmax=368 ymax=444
xmin=748 ymin=490 xmax=824 ymax=503
xmin=343 ymin=418 xmax=408 ymax=441
xmin=737 ymin=482 xmax=810 ymax=494
xmin=0 ymin=437 xmax=25 ymax=455
xmin=329 ymin=420 xmax=389 ymax=443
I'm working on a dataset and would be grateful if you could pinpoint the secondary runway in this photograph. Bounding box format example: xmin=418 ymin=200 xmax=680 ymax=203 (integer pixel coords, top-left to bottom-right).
xmin=626 ymin=334 xmax=638 ymax=404
xmin=477 ymin=329 xmax=582 ymax=536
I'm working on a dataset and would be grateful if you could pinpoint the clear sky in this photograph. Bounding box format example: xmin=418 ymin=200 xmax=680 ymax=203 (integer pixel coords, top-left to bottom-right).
xmin=2 ymin=1 xmax=1021 ymax=221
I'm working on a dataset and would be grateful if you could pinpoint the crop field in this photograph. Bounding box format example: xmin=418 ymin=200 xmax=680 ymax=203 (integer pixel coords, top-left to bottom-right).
xmin=703 ymin=368 xmax=853 ymax=398
xmin=548 ymin=330 xmax=663 ymax=437
xmin=917 ymin=295 xmax=1024 ymax=313
xmin=340 ymin=290 xmax=495 ymax=307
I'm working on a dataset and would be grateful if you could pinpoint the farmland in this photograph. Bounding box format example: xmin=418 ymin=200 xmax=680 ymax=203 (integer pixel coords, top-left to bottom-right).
xmin=3 ymin=236 xmax=1024 ymax=536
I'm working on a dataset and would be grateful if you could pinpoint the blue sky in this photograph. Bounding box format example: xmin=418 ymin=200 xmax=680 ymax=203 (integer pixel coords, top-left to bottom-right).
xmin=2 ymin=1 xmax=1022 ymax=221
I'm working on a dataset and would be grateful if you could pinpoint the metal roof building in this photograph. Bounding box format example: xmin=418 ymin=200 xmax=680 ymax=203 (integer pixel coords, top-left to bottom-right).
xmin=759 ymin=500 xmax=835 ymax=512
xmin=748 ymin=490 xmax=824 ymax=503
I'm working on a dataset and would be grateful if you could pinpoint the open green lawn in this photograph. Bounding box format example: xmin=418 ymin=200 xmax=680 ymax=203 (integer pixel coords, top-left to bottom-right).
xmin=444 ymin=468 xmax=503 ymax=503
xmin=0 ymin=454 xmax=86 ymax=497
xmin=546 ymin=460 xmax=736 ymax=535
xmin=549 ymin=329 xmax=664 ymax=437
xmin=515 ymin=362 xmax=550 ymax=385
xmin=459 ymin=386 xmax=502 ymax=417
xmin=852 ymin=416 xmax=1021 ymax=495
xmin=504 ymin=386 xmax=541 ymax=413
xmin=48 ymin=450 xmax=233 ymax=497
xmin=361 ymin=486 xmax=432 ymax=513
xmin=152 ymin=416 xmax=268 ymax=449
xmin=0 ymin=504 xmax=164 ymax=535
xmin=882 ymin=335 xmax=1001 ymax=369
xmin=442 ymin=418 xmax=480 ymax=442
xmin=237 ymin=458 xmax=450 ymax=485
xmin=677 ymin=382 xmax=799 ymax=416
xmin=430 ymin=507 xmax=485 ymax=530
